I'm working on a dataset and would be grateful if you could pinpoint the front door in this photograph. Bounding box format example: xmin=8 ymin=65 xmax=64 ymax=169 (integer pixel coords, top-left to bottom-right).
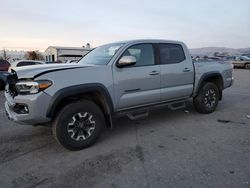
xmin=113 ymin=44 xmax=161 ymax=110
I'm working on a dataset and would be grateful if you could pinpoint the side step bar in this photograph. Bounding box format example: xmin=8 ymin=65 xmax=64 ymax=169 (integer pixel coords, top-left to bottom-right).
xmin=127 ymin=110 xmax=149 ymax=120
xmin=168 ymin=102 xmax=186 ymax=111
xmin=115 ymin=99 xmax=190 ymax=120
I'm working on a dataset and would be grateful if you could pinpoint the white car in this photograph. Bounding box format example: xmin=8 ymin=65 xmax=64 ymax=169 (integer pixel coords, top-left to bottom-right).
xmin=10 ymin=60 xmax=45 ymax=68
xmin=64 ymin=59 xmax=79 ymax=64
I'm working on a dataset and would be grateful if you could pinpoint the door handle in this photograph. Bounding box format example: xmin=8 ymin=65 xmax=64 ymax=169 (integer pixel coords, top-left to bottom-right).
xmin=183 ymin=68 xmax=191 ymax=72
xmin=149 ymin=70 xmax=160 ymax=75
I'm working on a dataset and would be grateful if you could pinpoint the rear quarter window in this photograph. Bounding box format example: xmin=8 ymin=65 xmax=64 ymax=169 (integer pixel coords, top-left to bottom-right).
xmin=159 ymin=44 xmax=186 ymax=64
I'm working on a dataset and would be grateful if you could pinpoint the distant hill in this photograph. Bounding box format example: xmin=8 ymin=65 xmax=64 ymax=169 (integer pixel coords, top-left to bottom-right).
xmin=189 ymin=47 xmax=250 ymax=56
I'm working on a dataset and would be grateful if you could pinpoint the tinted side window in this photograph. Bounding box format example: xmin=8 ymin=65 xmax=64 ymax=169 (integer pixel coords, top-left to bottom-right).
xmin=159 ymin=44 xmax=185 ymax=64
xmin=17 ymin=61 xmax=36 ymax=67
xmin=122 ymin=44 xmax=155 ymax=66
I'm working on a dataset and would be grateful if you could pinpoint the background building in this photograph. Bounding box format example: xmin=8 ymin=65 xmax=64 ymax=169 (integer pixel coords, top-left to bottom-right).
xmin=44 ymin=45 xmax=92 ymax=62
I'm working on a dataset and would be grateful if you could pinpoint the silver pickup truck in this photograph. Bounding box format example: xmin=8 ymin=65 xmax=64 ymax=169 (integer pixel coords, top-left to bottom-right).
xmin=4 ymin=39 xmax=233 ymax=150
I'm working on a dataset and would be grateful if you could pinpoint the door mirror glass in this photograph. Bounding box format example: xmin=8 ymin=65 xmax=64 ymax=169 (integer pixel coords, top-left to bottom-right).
xmin=117 ymin=56 xmax=136 ymax=68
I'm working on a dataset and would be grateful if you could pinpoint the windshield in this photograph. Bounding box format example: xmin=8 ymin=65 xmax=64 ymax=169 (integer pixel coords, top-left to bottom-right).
xmin=78 ymin=43 xmax=124 ymax=65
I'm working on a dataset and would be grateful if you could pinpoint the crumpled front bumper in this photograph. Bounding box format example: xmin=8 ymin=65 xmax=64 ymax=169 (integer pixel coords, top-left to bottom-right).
xmin=5 ymin=91 xmax=52 ymax=125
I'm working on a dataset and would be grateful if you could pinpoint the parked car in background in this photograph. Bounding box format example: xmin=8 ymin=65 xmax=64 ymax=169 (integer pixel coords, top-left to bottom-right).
xmin=45 ymin=60 xmax=63 ymax=64
xmin=0 ymin=59 xmax=11 ymax=71
xmin=241 ymin=54 xmax=250 ymax=58
xmin=1 ymin=60 xmax=45 ymax=89
xmin=65 ymin=59 xmax=79 ymax=64
xmin=232 ymin=56 xmax=250 ymax=69
xmin=10 ymin=60 xmax=45 ymax=69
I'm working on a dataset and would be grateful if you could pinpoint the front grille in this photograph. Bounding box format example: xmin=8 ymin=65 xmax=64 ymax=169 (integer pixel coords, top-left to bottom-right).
xmin=6 ymin=70 xmax=18 ymax=97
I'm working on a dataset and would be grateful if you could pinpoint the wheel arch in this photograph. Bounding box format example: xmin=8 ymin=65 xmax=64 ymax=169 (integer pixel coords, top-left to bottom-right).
xmin=46 ymin=83 xmax=114 ymax=127
xmin=195 ymin=72 xmax=224 ymax=100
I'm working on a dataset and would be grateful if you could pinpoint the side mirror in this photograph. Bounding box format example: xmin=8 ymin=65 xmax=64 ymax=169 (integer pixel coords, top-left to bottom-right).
xmin=117 ymin=56 xmax=136 ymax=68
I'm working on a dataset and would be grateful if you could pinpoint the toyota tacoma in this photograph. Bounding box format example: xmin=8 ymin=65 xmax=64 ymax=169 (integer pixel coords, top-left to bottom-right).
xmin=4 ymin=39 xmax=233 ymax=150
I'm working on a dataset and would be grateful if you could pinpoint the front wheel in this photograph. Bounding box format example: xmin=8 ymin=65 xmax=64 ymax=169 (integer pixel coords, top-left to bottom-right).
xmin=193 ymin=82 xmax=219 ymax=114
xmin=52 ymin=100 xmax=105 ymax=151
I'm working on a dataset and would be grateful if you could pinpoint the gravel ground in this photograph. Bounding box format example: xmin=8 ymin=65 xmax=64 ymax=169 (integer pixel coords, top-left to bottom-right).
xmin=0 ymin=69 xmax=249 ymax=188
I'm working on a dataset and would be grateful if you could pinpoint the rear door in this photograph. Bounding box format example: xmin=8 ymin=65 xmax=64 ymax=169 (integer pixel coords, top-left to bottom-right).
xmin=159 ymin=43 xmax=194 ymax=101
xmin=113 ymin=43 xmax=161 ymax=110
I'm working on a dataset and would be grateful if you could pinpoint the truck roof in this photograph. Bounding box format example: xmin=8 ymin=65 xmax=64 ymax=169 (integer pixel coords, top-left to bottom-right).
xmin=116 ymin=39 xmax=185 ymax=45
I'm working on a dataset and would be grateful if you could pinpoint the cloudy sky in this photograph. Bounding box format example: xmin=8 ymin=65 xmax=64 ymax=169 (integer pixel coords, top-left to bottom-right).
xmin=0 ymin=0 xmax=249 ymax=51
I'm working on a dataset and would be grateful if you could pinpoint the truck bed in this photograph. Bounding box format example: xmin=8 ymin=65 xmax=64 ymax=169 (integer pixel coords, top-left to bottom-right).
xmin=193 ymin=60 xmax=233 ymax=95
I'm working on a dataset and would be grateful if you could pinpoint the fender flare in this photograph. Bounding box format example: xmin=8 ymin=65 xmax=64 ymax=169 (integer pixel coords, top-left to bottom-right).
xmin=195 ymin=72 xmax=224 ymax=96
xmin=46 ymin=83 xmax=114 ymax=118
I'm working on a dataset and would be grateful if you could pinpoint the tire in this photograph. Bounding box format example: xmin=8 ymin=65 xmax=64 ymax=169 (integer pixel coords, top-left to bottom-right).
xmin=52 ymin=100 xmax=105 ymax=151
xmin=245 ymin=63 xmax=250 ymax=69
xmin=193 ymin=82 xmax=219 ymax=114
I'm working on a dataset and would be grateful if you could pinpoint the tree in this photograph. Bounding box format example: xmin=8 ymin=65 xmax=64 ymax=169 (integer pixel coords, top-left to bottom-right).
xmin=24 ymin=51 xmax=44 ymax=60
xmin=0 ymin=49 xmax=11 ymax=61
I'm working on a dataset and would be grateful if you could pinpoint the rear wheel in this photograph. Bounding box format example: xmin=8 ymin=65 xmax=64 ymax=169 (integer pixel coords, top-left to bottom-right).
xmin=52 ymin=100 xmax=105 ymax=151
xmin=245 ymin=63 xmax=250 ymax=69
xmin=193 ymin=82 xmax=219 ymax=114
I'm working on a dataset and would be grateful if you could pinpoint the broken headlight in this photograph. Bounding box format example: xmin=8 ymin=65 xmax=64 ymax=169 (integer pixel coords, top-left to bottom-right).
xmin=15 ymin=80 xmax=52 ymax=95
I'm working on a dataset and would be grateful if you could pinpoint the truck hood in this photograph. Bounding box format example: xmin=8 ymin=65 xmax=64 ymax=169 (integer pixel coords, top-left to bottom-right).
xmin=10 ymin=63 xmax=92 ymax=79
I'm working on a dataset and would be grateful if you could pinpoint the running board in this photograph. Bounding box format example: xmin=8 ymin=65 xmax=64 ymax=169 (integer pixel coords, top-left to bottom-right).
xmin=127 ymin=110 xmax=149 ymax=120
xmin=168 ymin=102 xmax=186 ymax=110
xmin=114 ymin=98 xmax=191 ymax=120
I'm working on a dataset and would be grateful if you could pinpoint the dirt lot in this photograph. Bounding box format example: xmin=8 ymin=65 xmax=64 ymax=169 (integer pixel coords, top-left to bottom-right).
xmin=0 ymin=69 xmax=249 ymax=188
